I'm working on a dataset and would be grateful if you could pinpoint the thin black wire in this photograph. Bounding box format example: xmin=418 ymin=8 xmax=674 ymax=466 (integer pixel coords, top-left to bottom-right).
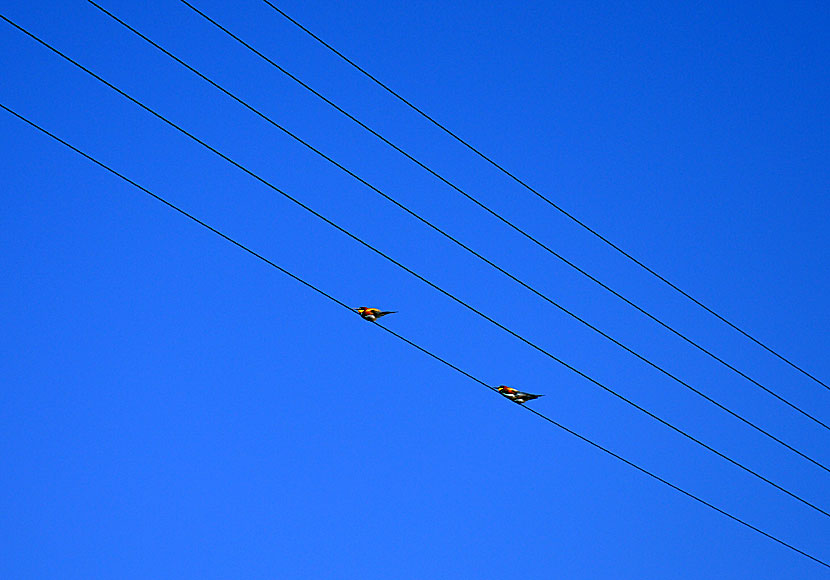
xmin=173 ymin=0 xmax=830 ymax=435
xmin=260 ymin=0 xmax=830 ymax=394
xmin=3 ymin=101 xmax=827 ymax=571
xmin=85 ymin=0 xmax=830 ymax=471
xmin=4 ymin=14 xmax=827 ymax=519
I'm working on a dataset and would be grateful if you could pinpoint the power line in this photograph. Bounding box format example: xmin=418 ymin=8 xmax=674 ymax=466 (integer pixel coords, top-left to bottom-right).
xmin=4 ymin=14 xmax=826 ymax=518
xmin=260 ymin=0 xmax=830 ymax=394
xmin=172 ymin=0 xmax=830 ymax=436
xmin=3 ymin=100 xmax=827 ymax=570
xmin=84 ymin=0 xmax=830 ymax=470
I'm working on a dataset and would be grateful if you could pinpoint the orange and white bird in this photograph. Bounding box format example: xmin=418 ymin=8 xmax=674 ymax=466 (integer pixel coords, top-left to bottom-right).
xmin=355 ymin=307 xmax=397 ymax=322
xmin=497 ymin=385 xmax=543 ymax=404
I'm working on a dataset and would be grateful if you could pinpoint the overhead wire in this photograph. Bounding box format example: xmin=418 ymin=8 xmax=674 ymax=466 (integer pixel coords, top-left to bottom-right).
xmin=260 ymin=0 xmax=830 ymax=394
xmin=2 ymin=100 xmax=827 ymax=570
xmin=82 ymin=0 xmax=830 ymax=473
xmin=3 ymin=13 xmax=827 ymax=519
xmin=171 ymin=0 xmax=830 ymax=434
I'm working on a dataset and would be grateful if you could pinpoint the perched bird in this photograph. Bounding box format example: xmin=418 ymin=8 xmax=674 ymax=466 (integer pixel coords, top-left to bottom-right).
xmin=497 ymin=385 xmax=543 ymax=404
xmin=355 ymin=307 xmax=397 ymax=322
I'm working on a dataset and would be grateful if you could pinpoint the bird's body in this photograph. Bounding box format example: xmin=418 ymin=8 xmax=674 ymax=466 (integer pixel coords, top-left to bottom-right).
xmin=497 ymin=385 xmax=543 ymax=404
xmin=355 ymin=307 xmax=397 ymax=322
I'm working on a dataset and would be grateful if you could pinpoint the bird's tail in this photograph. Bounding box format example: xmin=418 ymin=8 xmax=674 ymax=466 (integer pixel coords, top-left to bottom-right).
xmin=377 ymin=311 xmax=397 ymax=318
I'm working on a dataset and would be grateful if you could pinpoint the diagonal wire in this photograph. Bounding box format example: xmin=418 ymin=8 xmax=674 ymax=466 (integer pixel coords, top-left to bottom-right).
xmin=172 ymin=0 xmax=829 ymax=433
xmin=259 ymin=0 xmax=830 ymax=393
xmin=3 ymin=13 xmax=827 ymax=519
xmin=3 ymin=100 xmax=827 ymax=570
xmin=85 ymin=0 xmax=830 ymax=469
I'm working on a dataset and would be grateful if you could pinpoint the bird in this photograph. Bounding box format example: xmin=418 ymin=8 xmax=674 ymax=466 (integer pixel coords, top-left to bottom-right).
xmin=497 ymin=385 xmax=543 ymax=404
xmin=355 ymin=307 xmax=397 ymax=322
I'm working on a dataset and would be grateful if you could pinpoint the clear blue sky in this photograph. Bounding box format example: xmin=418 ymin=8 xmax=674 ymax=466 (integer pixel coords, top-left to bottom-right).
xmin=2 ymin=1 xmax=828 ymax=577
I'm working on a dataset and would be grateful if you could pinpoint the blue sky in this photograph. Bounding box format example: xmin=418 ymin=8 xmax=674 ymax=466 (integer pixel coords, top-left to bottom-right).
xmin=1 ymin=0 xmax=828 ymax=577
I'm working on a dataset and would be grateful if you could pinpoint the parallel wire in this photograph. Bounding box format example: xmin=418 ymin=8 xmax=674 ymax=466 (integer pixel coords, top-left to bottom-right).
xmin=85 ymin=0 xmax=830 ymax=474
xmin=172 ymin=0 xmax=830 ymax=434
xmin=4 ymin=14 xmax=827 ymax=520
xmin=3 ymin=101 xmax=828 ymax=570
xmin=260 ymin=0 xmax=830 ymax=393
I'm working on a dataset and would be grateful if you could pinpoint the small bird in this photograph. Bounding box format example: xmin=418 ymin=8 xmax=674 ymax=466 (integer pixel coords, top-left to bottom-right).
xmin=355 ymin=307 xmax=397 ymax=322
xmin=497 ymin=385 xmax=543 ymax=404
